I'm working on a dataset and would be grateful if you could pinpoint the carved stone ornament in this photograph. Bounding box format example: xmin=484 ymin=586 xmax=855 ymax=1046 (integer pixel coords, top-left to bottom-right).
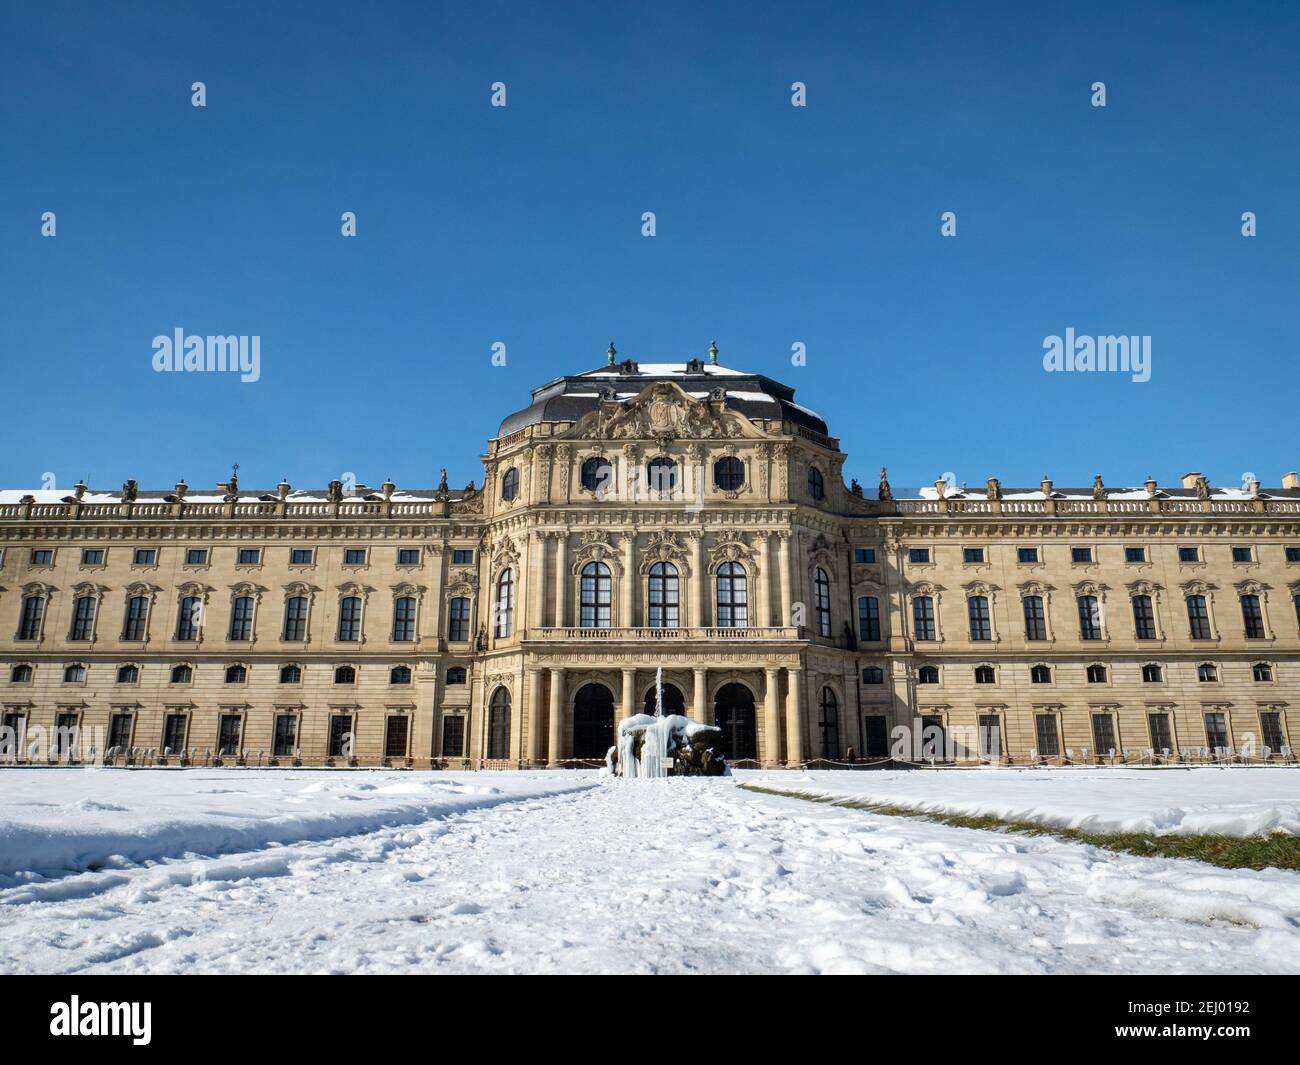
xmin=570 ymin=381 xmax=759 ymax=446
xmin=639 ymin=530 xmax=691 ymax=574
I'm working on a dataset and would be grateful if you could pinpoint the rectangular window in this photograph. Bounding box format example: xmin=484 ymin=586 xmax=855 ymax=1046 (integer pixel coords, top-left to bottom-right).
xmin=398 ymin=549 xmax=420 ymax=565
xmin=1286 ymin=547 xmax=1300 ymax=563
xmin=861 ymin=666 xmax=884 ymax=684
xmin=384 ymin=715 xmax=410 ymax=759
xmin=162 ymin=713 xmax=187 ymax=754
xmin=967 ymin=596 xmax=991 ymax=640
xmin=1071 ymin=547 xmax=1092 ymax=564
xmin=963 ymin=548 xmax=984 ymax=564
xmin=328 ymin=715 xmax=354 ymax=758
xmin=1078 ymin=596 xmax=1101 ymax=640
xmin=1023 ymin=597 xmax=1047 ymax=641
xmin=857 ymin=596 xmax=880 ymax=642
xmin=1132 ymin=595 xmax=1157 ymax=640
xmin=1204 ymin=712 xmax=1230 ymax=751
xmin=70 ymin=596 xmax=96 ymax=640
xmin=81 ymin=549 xmax=104 ymax=565
xmin=1241 ymin=595 xmax=1265 ymax=639
xmin=185 ymin=548 xmax=208 ymax=565
xmin=30 ymin=549 xmax=54 ymax=565
xmin=18 ymin=596 xmax=45 ymax=640
xmin=448 ymin=598 xmax=471 ymax=642
xmin=54 ymin=712 xmax=80 ymax=758
xmin=908 ymin=548 xmax=930 ymax=564
xmin=344 ymin=548 xmax=367 ymax=565
xmin=1260 ymin=712 xmax=1285 ymax=752
xmin=217 ymin=715 xmax=242 ymax=755
xmin=978 ymin=714 xmax=1002 ymax=760
xmin=441 ymin=715 xmax=466 ymax=759
xmin=1091 ymin=714 xmax=1116 ymax=756
xmin=273 ymin=715 xmax=298 ymax=758
xmin=854 ymin=548 xmax=876 ymax=564
xmin=132 ymin=548 xmax=156 ymax=565
xmin=452 ymin=549 xmax=474 ymax=565
xmin=1034 ymin=714 xmax=1060 ymax=758
xmin=107 ymin=712 xmax=133 ymax=752
xmin=1148 ymin=712 xmax=1173 ymax=753
xmin=912 ymin=597 xmax=935 ymax=641
xmin=1178 ymin=546 xmax=1200 ymax=563
xmin=1017 ymin=547 xmax=1038 ymax=564
xmin=1232 ymin=546 xmax=1253 ymax=563
xmin=1186 ymin=595 xmax=1212 ymax=640
xmin=1125 ymin=547 xmax=1146 ymax=563
xmin=290 ymin=548 xmax=314 ymax=565
xmin=237 ymin=548 xmax=261 ymax=565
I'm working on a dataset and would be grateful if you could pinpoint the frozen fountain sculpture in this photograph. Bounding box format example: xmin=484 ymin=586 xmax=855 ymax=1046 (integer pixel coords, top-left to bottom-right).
xmin=607 ymin=667 xmax=729 ymax=777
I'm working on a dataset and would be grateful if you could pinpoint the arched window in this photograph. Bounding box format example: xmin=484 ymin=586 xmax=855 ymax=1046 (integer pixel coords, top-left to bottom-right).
xmin=225 ymin=664 xmax=247 ymax=684
xmin=1198 ymin=663 xmax=1218 ymax=682
xmin=1077 ymin=595 xmax=1101 ymax=640
xmin=338 ymin=596 xmax=362 ymax=641
xmin=714 ymin=683 xmax=758 ymax=761
xmin=448 ymin=597 xmax=471 ymax=642
xmin=279 ymin=664 xmax=301 ymax=684
xmin=713 ymin=456 xmax=744 ymax=491
xmin=581 ymin=456 xmax=613 ymax=493
xmin=500 ymin=467 xmax=519 ymax=502
xmin=967 ymin=595 xmax=990 ymax=641
xmin=580 ymin=562 xmax=612 ymax=628
xmin=813 ymin=567 xmax=831 ymax=637
xmin=913 ymin=595 xmax=936 ymax=641
xmin=642 ymin=683 xmax=685 ymax=715
xmin=974 ymin=665 xmax=995 ymax=684
xmin=1086 ymin=664 xmax=1107 ymax=683
xmin=1253 ymin=662 xmax=1273 ymax=682
xmin=390 ymin=665 xmax=412 ymax=685
xmin=63 ymin=663 xmax=86 ymax=684
xmin=18 ymin=595 xmax=45 ymax=641
xmin=446 ymin=666 xmax=467 ymax=685
xmin=1186 ymin=594 xmax=1211 ymax=639
xmin=1241 ymin=594 xmax=1265 ymax=639
xmin=334 ymin=665 xmax=356 ymax=684
xmin=716 ymin=562 xmax=748 ymax=628
xmin=283 ymin=596 xmax=309 ymax=641
xmin=123 ymin=595 xmax=149 ymax=641
xmin=646 ymin=457 xmax=677 ymax=493
xmin=10 ymin=664 xmax=32 ymax=683
xmin=1031 ymin=664 xmax=1052 ymax=684
xmin=1023 ymin=595 xmax=1046 ymax=640
xmin=647 ymin=562 xmax=679 ymax=628
xmin=487 ymin=687 xmax=511 ymax=760
xmin=392 ymin=596 xmax=417 ymax=641
xmin=176 ymin=596 xmax=201 ymax=641
xmin=70 ymin=596 xmax=96 ymax=641
xmin=1132 ymin=595 xmax=1156 ymax=639
xmin=229 ymin=595 xmax=255 ymax=641
xmin=495 ymin=569 xmax=514 ymax=638
xmin=1142 ymin=663 xmax=1163 ymax=683
xmin=818 ymin=687 xmax=840 ymax=759
xmin=807 ymin=466 xmax=824 ymax=500
xmin=574 ymin=683 xmax=616 ymax=759
xmin=917 ymin=665 xmax=939 ymax=684
xmin=170 ymin=664 xmax=192 ymax=684
xmin=117 ymin=664 xmax=139 ymax=684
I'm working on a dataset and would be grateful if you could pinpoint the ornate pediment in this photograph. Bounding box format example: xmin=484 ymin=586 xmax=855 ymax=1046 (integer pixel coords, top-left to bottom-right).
xmin=639 ymin=529 xmax=691 ymax=574
xmin=708 ymin=531 xmax=755 ymax=573
xmin=571 ymin=531 xmax=623 ymax=575
xmin=567 ymin=381 xmax=764 ymax=446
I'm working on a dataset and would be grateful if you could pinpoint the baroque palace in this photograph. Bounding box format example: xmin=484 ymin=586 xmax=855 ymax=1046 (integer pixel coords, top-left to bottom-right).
xmin=2 ymin=348 xmax=1299 ymax=769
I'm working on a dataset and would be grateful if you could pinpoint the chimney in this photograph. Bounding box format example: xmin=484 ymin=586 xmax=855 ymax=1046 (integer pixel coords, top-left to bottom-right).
xmin=1283 ymin=471 xmax=1299 ymax=490
xmin=1181 ymin=472 xmax=1202 ymax=489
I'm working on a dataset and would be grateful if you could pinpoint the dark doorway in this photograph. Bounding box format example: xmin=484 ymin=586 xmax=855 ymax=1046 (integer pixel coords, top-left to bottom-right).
xmin=573 ymin=683 xmax=615 ymax=759
xmin=863 ymin=715 xmax=890 ymax=758
xmin=643 ymin=683 xmax=685 ymax=715
xmin=714 ymin=682 xmax=757 ymax=761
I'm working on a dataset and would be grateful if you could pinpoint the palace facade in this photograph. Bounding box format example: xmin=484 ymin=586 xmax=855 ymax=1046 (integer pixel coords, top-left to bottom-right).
xmin=2 ymin=351 xmax=1299 ymax=769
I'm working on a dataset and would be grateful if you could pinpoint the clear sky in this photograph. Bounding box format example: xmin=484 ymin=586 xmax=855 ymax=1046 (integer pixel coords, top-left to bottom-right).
xmin=2 ymin=0 xmax=1297 ymax=496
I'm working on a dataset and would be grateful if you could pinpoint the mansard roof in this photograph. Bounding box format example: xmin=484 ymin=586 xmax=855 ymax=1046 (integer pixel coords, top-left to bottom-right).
xmin=496 ymin=359 xmax=829 ymax=438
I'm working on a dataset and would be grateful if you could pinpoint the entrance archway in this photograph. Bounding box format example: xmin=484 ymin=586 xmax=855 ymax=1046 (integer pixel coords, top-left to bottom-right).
xmin=714 ymin=682 xmax=757 ymax=761
xmin=643 ymin=683 xmax=685 ymax=716
xmin=572 ymin=683 xmax=615 ymax=759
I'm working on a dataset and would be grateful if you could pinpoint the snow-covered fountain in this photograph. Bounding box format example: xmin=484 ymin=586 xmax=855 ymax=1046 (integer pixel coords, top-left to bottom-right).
xmin=606 ymin=667 xmax=729 ymax=777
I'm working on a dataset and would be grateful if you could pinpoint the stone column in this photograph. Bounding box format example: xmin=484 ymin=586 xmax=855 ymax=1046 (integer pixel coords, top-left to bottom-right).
xmin=622 ymin=532 xmax=635 ymax=628
xmin=527 ymin=667 xmax=544 ymax=765
xmin=690 ymin=534 xmax=705 ymax=628
xmin=621 ymin=668 xmax=636 ymax=719
xmin=529 ymin=532 xmax=546 ymax=630
xmin=757 ymin=533 xmax=772 ymax=627
xmin=785 ymin=667 xmax=804 ymax=766
xmin=693 ymin=667 xmax=708 ymax=719
xmin=764 ymin=667 xmax=783 ymax=767
xmin=554 ymin=534 xmax=568 ymax=628
xmin=547 ymin=667 xmax=566 ymax=766
xmin=778 ymin=532 xmax=793 ymax=629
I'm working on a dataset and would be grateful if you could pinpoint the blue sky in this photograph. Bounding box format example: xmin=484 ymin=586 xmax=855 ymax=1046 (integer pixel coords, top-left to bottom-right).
xmin=2 ymin=0 xmax=1297 ymax=495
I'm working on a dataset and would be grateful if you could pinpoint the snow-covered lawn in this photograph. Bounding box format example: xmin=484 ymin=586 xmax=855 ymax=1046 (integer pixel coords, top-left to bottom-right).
xmin=737 ymin=766 xmax=1300 ymax=838
xmin=1 ymin=768 xmax=1298 ymax=974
